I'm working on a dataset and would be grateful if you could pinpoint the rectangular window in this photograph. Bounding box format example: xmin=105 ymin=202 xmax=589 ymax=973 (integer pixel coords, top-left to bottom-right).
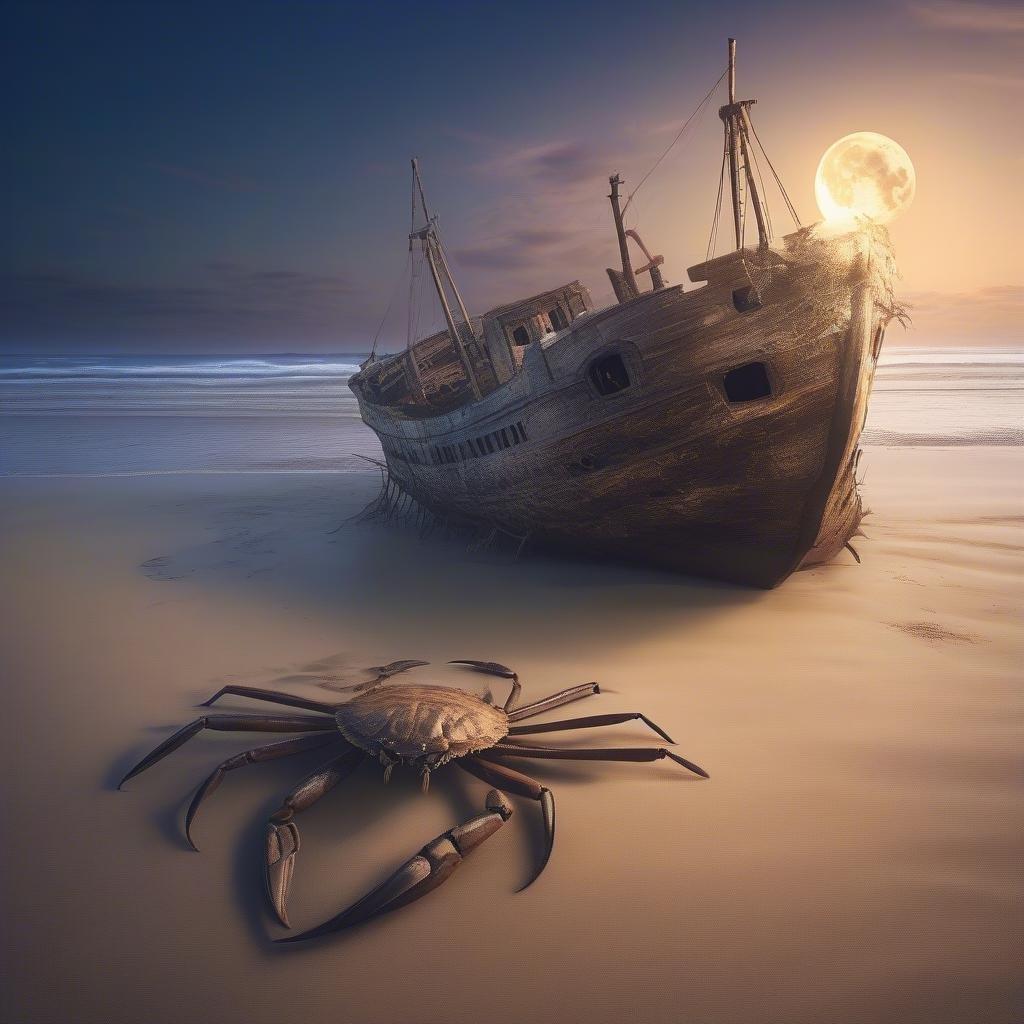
xmin=549 ymin=306 xmax=568 ymax=331
xmin=499 ymin=428 xmax=510 ymax=448
xmin=517 ymin=421 xmax=528 ymax=441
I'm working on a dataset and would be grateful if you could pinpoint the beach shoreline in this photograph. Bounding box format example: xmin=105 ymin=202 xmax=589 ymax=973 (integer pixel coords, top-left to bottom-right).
xmin=1 ymin=445 xmax=1021 ymax=1024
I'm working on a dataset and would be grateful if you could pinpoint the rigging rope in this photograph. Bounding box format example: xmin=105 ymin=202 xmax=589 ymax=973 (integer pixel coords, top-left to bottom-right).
xmin=622 ymin=68 xmax=728 ymax=216
xmin=749 ymin=139 xmax=774 ymax=241
xmin=368 ymin=252 xmax=411 ymax=361
xmin=748 ymin=118 xmax=801 ymax=227
xmin=706 ymin=133 xmax=728 ymax=260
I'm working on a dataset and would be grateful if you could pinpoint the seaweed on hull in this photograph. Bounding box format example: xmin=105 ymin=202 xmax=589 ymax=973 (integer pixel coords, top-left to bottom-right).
xmin=348 ymin=39 xmax=905 ymax=588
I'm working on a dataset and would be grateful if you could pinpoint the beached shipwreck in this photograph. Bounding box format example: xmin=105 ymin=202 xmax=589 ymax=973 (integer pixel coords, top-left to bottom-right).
xmin=349 ymin=41 xmax=902 ymax=588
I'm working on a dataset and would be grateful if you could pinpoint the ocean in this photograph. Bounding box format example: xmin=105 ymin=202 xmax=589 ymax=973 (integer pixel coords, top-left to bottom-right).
xmin=0 ymin=348 xmax=1020 ymax=476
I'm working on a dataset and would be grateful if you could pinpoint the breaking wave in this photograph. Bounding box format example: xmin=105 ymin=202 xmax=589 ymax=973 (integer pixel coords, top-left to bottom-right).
xmin=0 ymin=347 xmax=1020 ymax=475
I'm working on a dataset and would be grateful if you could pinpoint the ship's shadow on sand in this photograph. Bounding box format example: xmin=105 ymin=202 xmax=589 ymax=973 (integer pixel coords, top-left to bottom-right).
xmin=139 ymin=475 xmax=760 ymax=656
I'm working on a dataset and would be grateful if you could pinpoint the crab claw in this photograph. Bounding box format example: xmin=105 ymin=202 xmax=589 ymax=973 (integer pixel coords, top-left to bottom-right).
xmin=266 ymin=819 xmax=301 ymax=928
xmin=263 ymin=748 xmax=365 ymax=928
xmin=277 ymin=790 xmax=513 ymax=942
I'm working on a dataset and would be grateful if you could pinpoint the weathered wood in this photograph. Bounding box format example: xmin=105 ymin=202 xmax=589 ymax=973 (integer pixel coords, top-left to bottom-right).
xmin=350 ymin=223 xmax=898 ymax=588
xmin=349 ymin=46 xmax=902 ymax=589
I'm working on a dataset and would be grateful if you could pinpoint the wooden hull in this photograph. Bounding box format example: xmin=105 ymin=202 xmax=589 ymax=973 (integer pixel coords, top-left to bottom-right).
xmin=351 ymin=228 xmax=891 ymax=588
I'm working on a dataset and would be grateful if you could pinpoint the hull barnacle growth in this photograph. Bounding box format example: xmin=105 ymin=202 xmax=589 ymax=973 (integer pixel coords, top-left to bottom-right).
xmin=119 ymin=659 xmax=708 ymax=940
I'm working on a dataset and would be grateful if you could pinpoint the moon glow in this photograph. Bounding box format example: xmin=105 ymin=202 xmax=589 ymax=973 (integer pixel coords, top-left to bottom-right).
xmin=815 ymin=132 xmax=915 ymax=224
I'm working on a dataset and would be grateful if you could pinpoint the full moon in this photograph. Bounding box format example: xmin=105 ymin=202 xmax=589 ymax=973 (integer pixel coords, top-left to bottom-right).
xmin=815 ymin=132 xmax=915 ymax=224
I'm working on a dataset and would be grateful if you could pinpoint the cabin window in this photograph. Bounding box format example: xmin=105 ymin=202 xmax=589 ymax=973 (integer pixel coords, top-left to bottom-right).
xmin=512 ymin=325 xmax=530 ymax=346
xmin=723 ymin=362 xmax=772 ymax=403
xmin=549 ymin=306 xmax=568 ymax=331
xmin=517 ymin=421 xmax=528 ymax=441
xmin=589 ymin=353 xmax=631 ymax=396
xmin=732 ymin=286 xmax=762 ymax=313
xmin=499 ymin=428 xmax=510 ymax=448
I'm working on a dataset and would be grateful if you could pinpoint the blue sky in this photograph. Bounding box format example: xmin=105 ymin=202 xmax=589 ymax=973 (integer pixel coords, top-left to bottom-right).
xmin=3 ymin=0 xmax=1021 ymax=352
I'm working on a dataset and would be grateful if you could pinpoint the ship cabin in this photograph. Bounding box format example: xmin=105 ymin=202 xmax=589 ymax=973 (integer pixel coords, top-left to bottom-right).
xmin=353 ymin=281 xmax=593 ymax=416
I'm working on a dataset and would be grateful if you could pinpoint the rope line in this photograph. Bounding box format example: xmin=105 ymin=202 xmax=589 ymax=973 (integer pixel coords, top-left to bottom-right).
xmin=748 ymin=118 xmax=800 ymax=227
xmin=707 ymin=132 xmax=728 ymax=260
xmin=622 ymin=68 xmax=728 ymax=216
xmin=368 ymin=252 xmax=411 ymax=361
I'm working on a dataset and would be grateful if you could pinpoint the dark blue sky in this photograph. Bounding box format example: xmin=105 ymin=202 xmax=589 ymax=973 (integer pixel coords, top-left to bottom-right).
xmin=3 ymin=1 xmax=1020 ymax=352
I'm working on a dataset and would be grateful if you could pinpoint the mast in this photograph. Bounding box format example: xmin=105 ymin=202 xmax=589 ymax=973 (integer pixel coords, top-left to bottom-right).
xmin=410 ymin=159 xmax=482 ymax=400
xmin=725 ymin=39 xmax=742 ymax=248
xmin=607 ymin=174 xmax=640 ymax=303
xmin=719 ymin=38 xmax=769 ymax=250
xmin=405 ymin=167 xmax=427 ymax=401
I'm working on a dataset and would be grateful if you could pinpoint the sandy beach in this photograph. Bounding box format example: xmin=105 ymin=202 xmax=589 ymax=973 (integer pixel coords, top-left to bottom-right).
xmin=1 ymin=444 xmax=1020 ymax=1024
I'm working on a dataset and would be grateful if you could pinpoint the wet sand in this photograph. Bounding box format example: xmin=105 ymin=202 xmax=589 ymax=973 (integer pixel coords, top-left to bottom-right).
xmin=1 ymin=447 xmax=1021 ymax=1024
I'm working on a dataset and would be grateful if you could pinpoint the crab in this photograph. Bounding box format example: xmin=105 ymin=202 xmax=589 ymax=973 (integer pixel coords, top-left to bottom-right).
xmin=119 ymin=660 xmax=709 ymax=941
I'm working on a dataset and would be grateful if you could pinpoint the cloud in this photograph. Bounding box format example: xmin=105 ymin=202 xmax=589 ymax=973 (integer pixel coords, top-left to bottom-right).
xmin=452 ymin=227 xmax=569 ymax=271
xmin=446 ymin=133 xmax=627 ymax=308
xmin=903 ymin=284 xmax=1024 ymax=342
xmin=474 ymin=140 xmax=608 ymax=187
xmin=909 ymin=1 xmax=1024 ymax=32
xmin=0 ymin=265 xmax=369 ymax=350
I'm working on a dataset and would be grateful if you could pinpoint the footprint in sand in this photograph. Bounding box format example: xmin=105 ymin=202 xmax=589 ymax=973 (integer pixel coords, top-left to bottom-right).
xmin=890 ymin=621 xmax=979 ymax=645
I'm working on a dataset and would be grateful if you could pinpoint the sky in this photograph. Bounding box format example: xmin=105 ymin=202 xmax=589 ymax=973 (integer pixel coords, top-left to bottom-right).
xmin=2 ymin=0 xmax=1021 ymax=354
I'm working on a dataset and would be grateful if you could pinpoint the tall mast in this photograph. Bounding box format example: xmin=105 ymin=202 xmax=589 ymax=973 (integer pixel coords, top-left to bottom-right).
xmin=410 ymin=159 xmax=482 ymax=400
xmin=607 ymin=174 xmax=640 ymax=303
xmin=725 ymin=39 xmax=742 ymax=248
xmin=719 ymin=38 xmax=769 ymax=250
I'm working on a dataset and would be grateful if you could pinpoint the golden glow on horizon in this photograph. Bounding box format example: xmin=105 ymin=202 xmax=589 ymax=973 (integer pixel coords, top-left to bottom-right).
xmin=815 ymin=132 xmax=916 ymax=225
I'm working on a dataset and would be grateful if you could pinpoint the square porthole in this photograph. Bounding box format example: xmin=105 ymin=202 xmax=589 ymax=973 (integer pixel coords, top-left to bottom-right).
xmin=732 ymin=286 xmax=762 ymax=313
xmin=589 ymin=353 xmax=631 ymax=396
xmin=723 ymin=362 xmax=772 ymax=403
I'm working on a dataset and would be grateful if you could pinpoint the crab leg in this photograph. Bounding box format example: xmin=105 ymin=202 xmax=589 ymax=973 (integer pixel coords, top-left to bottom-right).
xmin=508 ymin=712 xmax=675 ymax=744
xmin=483 ymin=741 xmax=710 ymax=780
xmin=184 ymin=733 xmax=341 ymax=851
xmin=199 ymin=685 xmax=338 ymax=715
xmin=507 ymin=682 xmax=600 ymax=722
xmin=118 ymin=713 xmax=334 ymax=788
xmin=458 ymin=756 xmax=554 ymax=888
xmin=266 ymin=748 xmax=366 ymax=928
xmin=448 ymin=661 xmax=521 ymax=711
xmin=277 ymin=790 xmax=513 ymax=942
